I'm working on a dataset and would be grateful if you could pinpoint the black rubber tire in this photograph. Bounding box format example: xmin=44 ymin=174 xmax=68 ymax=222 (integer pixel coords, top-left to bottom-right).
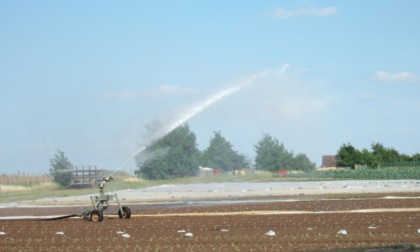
xmin=118 ymin=206 xmax=131 ymax=219
xmin=90 ymin=210 xmax=104 ymax=222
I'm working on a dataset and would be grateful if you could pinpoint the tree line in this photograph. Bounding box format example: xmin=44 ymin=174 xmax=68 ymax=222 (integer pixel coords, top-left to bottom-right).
xmin=134 ymin=124 xmax=315 ymax=180
xmin=50 ymin=123 xmax=315 ymax=183
xmin=49 ymin=132 xmax=420 ymax=185
xmin=336 ymin=142 xmax=420 ymax=169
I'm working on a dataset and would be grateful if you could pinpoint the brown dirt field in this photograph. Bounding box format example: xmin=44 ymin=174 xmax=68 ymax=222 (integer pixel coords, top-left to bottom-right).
xmin=1 ymin=194 xmax=420 ymax=251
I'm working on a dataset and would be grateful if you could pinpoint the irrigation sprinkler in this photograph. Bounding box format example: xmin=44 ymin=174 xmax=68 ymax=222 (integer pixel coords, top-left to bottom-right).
xmin=79 ymin=176 xmax=131 ymax=222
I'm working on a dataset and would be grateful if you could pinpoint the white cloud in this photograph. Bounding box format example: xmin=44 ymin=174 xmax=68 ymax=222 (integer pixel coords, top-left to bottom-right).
xmin=156 ymin=84 xmax=195 ymax=95
xmin=374 ymin=71 xmax=418 ymax=82
xmin=268 ymin=6 xmax=337 ymax=19
xmin=98 ymin=84 xmax=195 ymax=101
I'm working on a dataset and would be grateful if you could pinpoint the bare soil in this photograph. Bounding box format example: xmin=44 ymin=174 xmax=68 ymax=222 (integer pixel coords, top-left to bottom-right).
xmin=1 ymin=193 xmax=420 ymax=251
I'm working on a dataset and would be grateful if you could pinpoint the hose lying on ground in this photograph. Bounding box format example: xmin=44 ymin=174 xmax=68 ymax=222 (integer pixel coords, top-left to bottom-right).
xmin=38 ymin=214 xmax=79 ymax=221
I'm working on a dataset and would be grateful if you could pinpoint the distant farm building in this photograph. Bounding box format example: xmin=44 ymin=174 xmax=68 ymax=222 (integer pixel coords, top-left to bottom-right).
xmin=234 ymin=169 xmax=247 ymax=175
xmin=277 ymin=169 xmax=289 ymax=175
xmin=322 ymin=155 xmax=337 ymax=168
xmin=198 ymin=166 xmax=214 ymax=177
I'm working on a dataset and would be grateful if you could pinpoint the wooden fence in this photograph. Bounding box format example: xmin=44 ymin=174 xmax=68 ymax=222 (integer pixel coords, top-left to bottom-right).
xmin=71 ymin=166 xmax=103 ymax=187
xmin=0 ymin=172 xmax=51 ymax=186
xmin=0 ymin=167 xmax=130 ymax=188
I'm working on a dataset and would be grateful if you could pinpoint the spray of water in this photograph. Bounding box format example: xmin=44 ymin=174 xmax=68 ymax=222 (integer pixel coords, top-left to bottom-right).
xmin=112 ymin=64 xmax=289 ymax=175
xmin=148 ymin=64 xmax=289 ymax=144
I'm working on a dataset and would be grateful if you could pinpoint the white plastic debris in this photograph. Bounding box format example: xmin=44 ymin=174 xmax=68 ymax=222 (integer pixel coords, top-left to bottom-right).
xmin=177 ymin=229 xmax=186 ymax=233
xmin=307 ymin=227 xmax=314 ymax=231
xmin=417 ymin=229 xmax=420 ymax=234
xmin=221 ymin=229 xmax=229 ymax=232
xmin=337 ymin=229 xmax=348 ymax=235
xmin=121 ymin=233 xmax=130 ymax=238
xmin=265 ymin=230 xmax=276 ymax=236
xmin=368 ymin=226 xmax=378 ymax=229
xmin=55 ymin=231 xmax=64 ymax=235
xmin=116 ymin=231 xmax=125 ymax=234
xmin=0 ymin=231 xmax=6 ymax=235
xmin=184 ymin=232 xmax=193 ymax=237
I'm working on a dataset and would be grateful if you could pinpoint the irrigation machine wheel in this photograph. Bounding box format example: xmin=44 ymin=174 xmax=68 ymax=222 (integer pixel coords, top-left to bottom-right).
xmin=118 ymin=206 xmax=131 ymax=219
xmin=90 ymin=210 xmax=104 ymax=222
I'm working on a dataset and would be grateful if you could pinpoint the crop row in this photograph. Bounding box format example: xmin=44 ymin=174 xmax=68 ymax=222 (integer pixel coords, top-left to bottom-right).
xmin=283 ymin=167 xmax=420 ymax=180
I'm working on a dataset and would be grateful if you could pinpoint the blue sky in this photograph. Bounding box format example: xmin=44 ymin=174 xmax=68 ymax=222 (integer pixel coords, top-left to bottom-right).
xmin=1 ymin=1 xmax=419 ymax=174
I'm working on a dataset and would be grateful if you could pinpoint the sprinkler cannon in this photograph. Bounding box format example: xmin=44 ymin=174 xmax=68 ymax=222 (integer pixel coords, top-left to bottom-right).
xmin=79 ymin=176 xmax=131 ymax=222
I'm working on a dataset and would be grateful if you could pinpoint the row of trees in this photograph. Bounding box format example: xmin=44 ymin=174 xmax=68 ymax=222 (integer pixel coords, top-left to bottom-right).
xmin=49 ymin=134 xmax=419 ymax=185
xmin=336 ymin=142 xmax=420 ymax=169
xmin=49 ymin=124 xmax=315 ymax=183
xmin=135 ymin=124 xmax=315 ymax=180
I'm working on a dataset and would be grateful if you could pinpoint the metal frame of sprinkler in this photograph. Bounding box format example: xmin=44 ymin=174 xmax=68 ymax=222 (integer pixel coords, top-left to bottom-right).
xmin=79 ymin=176 xmax=131 ymax=222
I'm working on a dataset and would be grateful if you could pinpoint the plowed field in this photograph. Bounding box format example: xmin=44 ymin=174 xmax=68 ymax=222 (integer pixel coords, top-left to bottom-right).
xmin=1 ymin=194 xmax=420 ymax=251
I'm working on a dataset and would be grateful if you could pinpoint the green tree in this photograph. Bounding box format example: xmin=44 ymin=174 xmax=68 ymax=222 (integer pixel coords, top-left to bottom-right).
xmin=201 ymin=131 xmax=250 ymax=171
xmin=254 ymin=134 xmax=293 ymax=172
xmin=232 ymin=153 xmax=252 ymax=170
xmin=291 ymin=153 xmax=316 ymax=172
xmin=359 ymin=149 xmax=373 ymax=167
xmin=336 ymin=142 xmax=411 ymax=168
xmin=399 ymin=153 xmax=411 ymax=162
xmin=412 ymin=153 xmax=420 ymax=161
xmin=50 ymin=150 xmax=73 ymax=186
xmin=135 ymin=124 xmax=200 ymax=180
xmin=336 ymin=143 xmax=360 ymax=169
xmin=370 ymin=142 xmax=400 ymax=168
